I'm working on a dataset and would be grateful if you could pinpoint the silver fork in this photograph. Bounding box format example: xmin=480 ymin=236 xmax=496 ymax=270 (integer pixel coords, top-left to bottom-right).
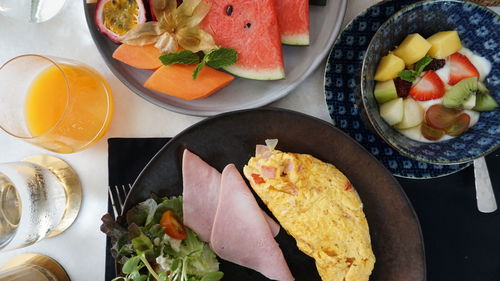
xmin=108 ymin=184 xmax=132 ymax=218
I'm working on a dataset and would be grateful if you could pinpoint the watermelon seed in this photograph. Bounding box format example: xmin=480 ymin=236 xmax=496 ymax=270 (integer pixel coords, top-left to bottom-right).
xmin=244 ymin=22 xmax=251 ymax=28
xmin=225 ymin=5 xmax=233 ymax=16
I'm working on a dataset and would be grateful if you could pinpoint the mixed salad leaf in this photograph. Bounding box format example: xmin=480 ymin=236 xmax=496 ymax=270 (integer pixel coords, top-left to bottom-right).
xmin=101 ymin=196 xmax=223 ymax=281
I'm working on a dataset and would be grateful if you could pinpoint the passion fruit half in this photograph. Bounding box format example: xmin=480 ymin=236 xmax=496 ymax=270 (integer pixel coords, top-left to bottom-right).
xmin=95 ymin=0 xmax=147 ymax=43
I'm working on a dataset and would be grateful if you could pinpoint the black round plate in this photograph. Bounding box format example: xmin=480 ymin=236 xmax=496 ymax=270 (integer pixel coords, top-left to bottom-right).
xmin=123 ymin=108 xmax=426 ymax=281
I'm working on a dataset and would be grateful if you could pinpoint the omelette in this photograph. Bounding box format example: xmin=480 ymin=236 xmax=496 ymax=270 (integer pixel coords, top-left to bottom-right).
xmin=243 ymin=142 xmax=375 ymax=281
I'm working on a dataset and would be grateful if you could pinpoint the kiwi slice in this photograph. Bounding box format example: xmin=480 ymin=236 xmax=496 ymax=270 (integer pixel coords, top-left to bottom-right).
xmin=477 ymin=81 xmax=489 ymax=94
xmin=443 ymin=77 xmax=477 ymax=108
xmin=474 ymin=92 xmax=499 ymax=111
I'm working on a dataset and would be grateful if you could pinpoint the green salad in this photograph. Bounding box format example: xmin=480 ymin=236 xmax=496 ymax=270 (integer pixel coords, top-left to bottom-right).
xmin=101 ymin=196 xmax=223 ymax=281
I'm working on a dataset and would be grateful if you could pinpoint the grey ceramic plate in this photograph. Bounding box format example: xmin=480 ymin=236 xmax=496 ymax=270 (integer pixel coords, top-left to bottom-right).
xmin=83 ymin=1 xmax=347 ymax=116
xmin=122 ymin=108 xmax=426 ymax=281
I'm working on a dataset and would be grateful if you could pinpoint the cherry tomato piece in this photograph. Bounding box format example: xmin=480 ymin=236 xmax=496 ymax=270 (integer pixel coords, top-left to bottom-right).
xmin=251 ymin=173 xmax=265 ymax=184
xmin=160 ymin=210 xmax=187 ymax=240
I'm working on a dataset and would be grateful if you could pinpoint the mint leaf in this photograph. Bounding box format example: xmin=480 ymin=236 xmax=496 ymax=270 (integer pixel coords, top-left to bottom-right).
xmin=191 ymin=47 xmax=237 ymax=80
xmin=398 ymin=56 xmax=433 ymax=82
xmin=398 ymin=70 xmax=417 ymax=82
xmin=414 ymin=56 xmax=432 ymax=75
xmin=159 ymin=50 xmax=200 ymax=66
xmin=205 ymin=48 xmax=238 ymax=69
xmin=192 ymin=60 xmax=206 ymax=80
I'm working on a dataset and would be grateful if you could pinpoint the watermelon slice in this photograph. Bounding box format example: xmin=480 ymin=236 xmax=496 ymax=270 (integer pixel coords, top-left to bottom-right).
xmin=276 ymin=0 xmax=310 ymax=45
xmin=201 ymin=0 xmax=285 ymax=80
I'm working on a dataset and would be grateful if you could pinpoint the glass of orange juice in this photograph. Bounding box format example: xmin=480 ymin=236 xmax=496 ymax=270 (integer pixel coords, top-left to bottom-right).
xmin=0 ymin=55 xmax=113 ymax=153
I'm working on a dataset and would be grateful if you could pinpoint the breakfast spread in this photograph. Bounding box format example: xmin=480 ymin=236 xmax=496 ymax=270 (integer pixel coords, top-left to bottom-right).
xmin=373 ymin=31 xmax=498 ymax=142
xmin=243 ymin=141 xmax=375 ymax=281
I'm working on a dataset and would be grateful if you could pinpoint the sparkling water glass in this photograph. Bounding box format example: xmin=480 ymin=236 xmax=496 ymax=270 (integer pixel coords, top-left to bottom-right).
xmin=0 ymin=155 xmax=81 ymax=251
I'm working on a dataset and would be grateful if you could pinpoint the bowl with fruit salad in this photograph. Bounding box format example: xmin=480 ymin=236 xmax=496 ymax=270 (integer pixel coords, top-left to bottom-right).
xmin=360 ymin=0 xmax=499 ymax=164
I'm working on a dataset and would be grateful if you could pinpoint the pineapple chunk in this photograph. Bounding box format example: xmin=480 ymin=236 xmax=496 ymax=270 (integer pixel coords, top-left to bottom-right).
xmin=374 ymin=54 xmax=405 ymax=81
xmin=426 ymin=31 xmax=462 ymax=59
xmin=393 ymin=33 xmax=432 ymax=65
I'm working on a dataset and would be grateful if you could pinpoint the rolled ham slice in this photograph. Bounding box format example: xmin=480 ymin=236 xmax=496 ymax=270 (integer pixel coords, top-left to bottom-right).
xmin=182 ymin=150 xmax=279 ymax=242
xmin=211 ymin=164 xmax=294 ymax=281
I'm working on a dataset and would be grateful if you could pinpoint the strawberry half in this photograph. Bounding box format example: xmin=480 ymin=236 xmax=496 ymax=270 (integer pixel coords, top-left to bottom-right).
xmin=448 ymin=52 xmax=479 ymax=85
xmin=409 ymin=70 xmax=445 ymax=101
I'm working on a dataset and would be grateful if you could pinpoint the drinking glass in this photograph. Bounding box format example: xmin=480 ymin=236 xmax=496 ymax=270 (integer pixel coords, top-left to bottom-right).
xmin=0 ymin=0 xmax=66 ymax=23
xmin=0 ymin=155 xmax=81 ymax=252
xmin=0 ymin=253 xmax=69 ymax=281
xmin=0 ymin=55 xmax=114 ymax=153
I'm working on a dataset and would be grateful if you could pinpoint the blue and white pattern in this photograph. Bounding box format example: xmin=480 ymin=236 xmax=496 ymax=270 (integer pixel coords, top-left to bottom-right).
xmin=324 ymin=0 xmax=500 ymax=178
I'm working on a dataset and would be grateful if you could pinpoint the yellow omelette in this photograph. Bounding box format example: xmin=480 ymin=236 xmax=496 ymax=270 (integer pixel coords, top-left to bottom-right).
xmin=243 ymin=145 xmax=375 ymax=281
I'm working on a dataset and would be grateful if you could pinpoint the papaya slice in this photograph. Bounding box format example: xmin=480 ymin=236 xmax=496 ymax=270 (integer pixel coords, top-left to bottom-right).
xmin=144 ymin=64 xmax=234 ymax=100
xmin=112 ymin=44 xmax=163 ymax=70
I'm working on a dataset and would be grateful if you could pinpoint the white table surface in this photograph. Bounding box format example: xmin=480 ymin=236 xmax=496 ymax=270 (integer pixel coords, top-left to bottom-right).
xmin=0 ymin=1 xmax=498 ymax=280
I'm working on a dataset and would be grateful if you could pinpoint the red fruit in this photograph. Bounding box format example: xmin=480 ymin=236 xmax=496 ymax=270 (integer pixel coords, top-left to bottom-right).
xmin=409 ymin=70 xmax=445 ymax=101
xmin=160 ymin=210 xmax=187 ymax=240
xmin=425 ymin=104 xmax=461 ymax=130
xmin=448 ymin=52 xmax=479 ymax=86
xmin=446 ymin=113 xmax=471 ymax=136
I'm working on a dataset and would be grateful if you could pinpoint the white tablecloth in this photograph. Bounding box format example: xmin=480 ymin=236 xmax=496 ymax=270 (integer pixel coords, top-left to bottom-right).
xmin=0 ymin=1 xmax=497 ymax=280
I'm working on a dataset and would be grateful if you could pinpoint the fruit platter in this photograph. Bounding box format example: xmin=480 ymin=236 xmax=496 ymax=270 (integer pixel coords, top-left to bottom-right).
xmin=84 ymin=0 xmax=347 ymax=115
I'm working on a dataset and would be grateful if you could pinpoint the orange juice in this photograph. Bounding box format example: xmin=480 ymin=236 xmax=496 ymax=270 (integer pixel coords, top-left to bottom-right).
xmin=24 ymin=63 xmax=113 ymax=153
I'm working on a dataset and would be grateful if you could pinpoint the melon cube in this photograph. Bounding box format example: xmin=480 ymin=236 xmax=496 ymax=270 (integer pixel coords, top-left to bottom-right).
xmin=374 ymin=79 xmax=398 ymax=104
xmin=394 ymin=98 xmax=424 ymax=129
xmin=380 ymin=98 xmax=404 ymax=125
xmin=374 ymin=54 xmax=405 ymax=81
xmin=426 ymin=31 xmax=462 ymax=59
xmin=393 ymin=34 xmax=432 ymax=65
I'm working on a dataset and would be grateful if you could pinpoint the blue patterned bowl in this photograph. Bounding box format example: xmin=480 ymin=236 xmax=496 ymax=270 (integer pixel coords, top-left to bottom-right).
xmin=360 ymin=0 xmax=500 ymax=164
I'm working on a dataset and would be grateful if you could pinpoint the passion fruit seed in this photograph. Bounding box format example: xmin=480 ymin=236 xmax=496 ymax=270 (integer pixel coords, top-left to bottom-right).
xmin=225 ymin=5 xmax=233 ymax=16
xmin=103 ymin=0 xmax=140 ymax=36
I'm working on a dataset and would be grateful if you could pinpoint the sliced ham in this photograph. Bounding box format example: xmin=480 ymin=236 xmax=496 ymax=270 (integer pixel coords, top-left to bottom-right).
xmin=261 ymin=165 xmax=277 ymax=179
xmin=182 ymin=149 xmax=221 ymax=242
xmin=211 ymin=164 xmax=294 ymax=281
xmin=182 ymin=150 xmax=279 ymax=242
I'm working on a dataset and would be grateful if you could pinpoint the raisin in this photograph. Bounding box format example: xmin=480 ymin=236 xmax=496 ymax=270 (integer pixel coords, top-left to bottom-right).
xmin=394 ymin=77 xmax=412 ymax=98
xmin=424 ymin=59 xmax=446 ymax=71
